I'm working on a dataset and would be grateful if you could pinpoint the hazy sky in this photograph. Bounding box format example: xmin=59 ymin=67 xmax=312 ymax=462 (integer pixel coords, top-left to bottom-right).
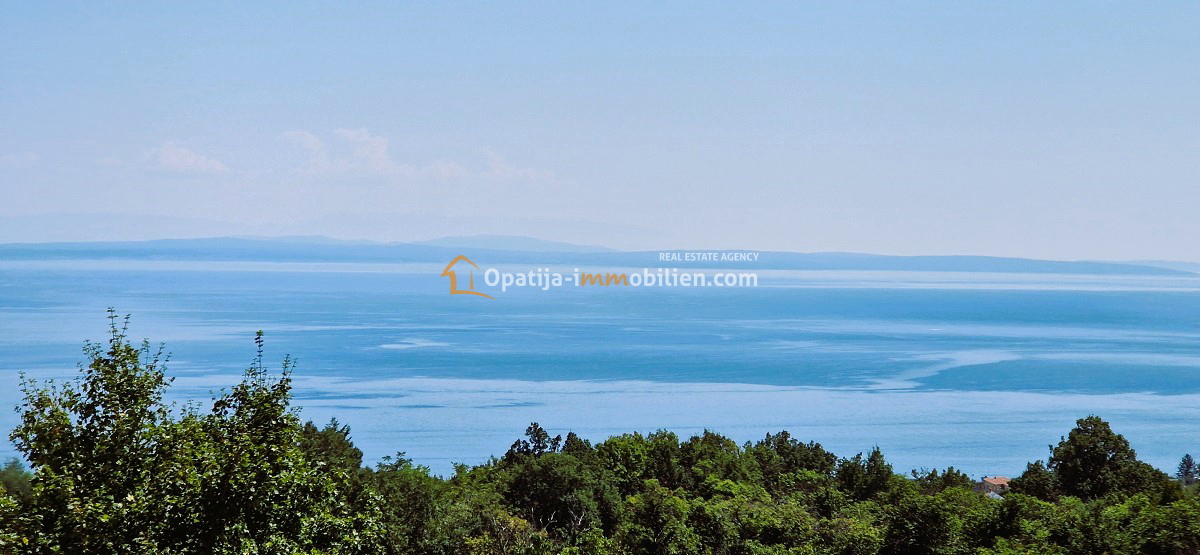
xmin=2 ymin=2 xmax=1198 ymax=259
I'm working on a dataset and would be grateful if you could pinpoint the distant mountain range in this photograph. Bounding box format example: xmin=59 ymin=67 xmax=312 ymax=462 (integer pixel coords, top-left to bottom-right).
xmin=1118 ymin=260 xmax=1200 ymax=274
xmin=410 ymin=234 xmax=615 ymax=253
xmin=0 ymin=236 xmax=1193 ymax=276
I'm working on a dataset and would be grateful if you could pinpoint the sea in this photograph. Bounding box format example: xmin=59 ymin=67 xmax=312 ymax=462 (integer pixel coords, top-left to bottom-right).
xmin=2 ymin=258 xmax=1199 ymax=477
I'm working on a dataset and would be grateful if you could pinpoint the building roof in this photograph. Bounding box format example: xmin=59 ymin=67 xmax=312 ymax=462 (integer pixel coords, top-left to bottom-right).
xmin=982 ymin=476 xmax=1010 ymax=486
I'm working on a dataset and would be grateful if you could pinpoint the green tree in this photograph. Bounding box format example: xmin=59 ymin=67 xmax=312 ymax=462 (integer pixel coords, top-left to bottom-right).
xmin=837 ymin=448 xmax=894 ymax=502
xmin=186 ymin=332 xmax=382 ymax=554
xmin=0 ymin=458 xmax=31 ymax=502
xmin=561 ymin=432 xmax=593 ymax=460
xmin=1177 ymin=454 xmax=1196 ymax=486
xmin=973 ymin=493 xmax=1060 ymax=553
xmin=644 ymin=430 xmax=686 ymax=490
xmin=748 ymin=431 xmax=838 ymax=495
xmin=617 ymin=479 xmax=699 ymax=555
xmin=910 ymin=467 xmax=973 ymax=495
xmin=882 ymin=490 xmax=956 ymax=555
xmin=502 ymin=453 xmax=614 ymax=540
xmin=369 ymin=454 xmax=445 ymax=555
xmin=1047 ymin=415 xmax=1171 ymax=500
xmin=505 ymin=422 xmax=561 ymax=461
xmin=10 ymin=311 xmax=177 ymax=552
xmin=679 ymin=430 xmax=750 ymax=490
xmin=301 ymin=418 xmax=366 ymax=473
xmin=1009 ymin=461 xmax=1059 ymax=502
xmin=595 ymin=433 xmax=649 ymax=497
xmin=8 ymin=312 xmax=381 ymax=554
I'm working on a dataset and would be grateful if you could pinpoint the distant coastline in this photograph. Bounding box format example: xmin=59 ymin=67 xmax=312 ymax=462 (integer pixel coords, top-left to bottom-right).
xmin=0 ymin=236 xmax=1192 ymax=276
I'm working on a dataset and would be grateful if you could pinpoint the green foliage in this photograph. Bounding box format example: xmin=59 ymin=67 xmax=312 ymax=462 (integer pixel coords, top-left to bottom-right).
xmin=301 ymin=418 xmax=365 ymax=473
xmin=835 ymin=448 xmax=893 ymax=502
xmin=618 ymin=479 xmax=700 ymax=555
xmin=6 ymin=312 xmax=382 ymax=554
xmin=3 ymin=313 xmax=1197 ymax=554
xmin=1177 ymin=453 xmax=1196 ymax=486
xmin=1047 ymin=415 xmax=1171 ymax=501
xmin=368 ymin=454 xmax=445 ymax=554
xmin=595 ymin=432 xmax=650 ymax=498
xmin=0 ymin=459 xmax=31 ymax=502
xmin=504 ymin=422 xmax=561 ymax=460
xmin=1009 ymin=460 xmax=1059 ymax=501
xmin=910 ymin=467 xmax=973 ymax=496
xmin=501 ymin=452 xmax=618 ymax=540
xmin=881 ymin=488 xmax=957 ymax=554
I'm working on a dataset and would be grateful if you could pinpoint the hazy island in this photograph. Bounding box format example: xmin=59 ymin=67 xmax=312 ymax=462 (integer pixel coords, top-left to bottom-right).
xmin=0 ymin=236 xmax=1193 ymax=276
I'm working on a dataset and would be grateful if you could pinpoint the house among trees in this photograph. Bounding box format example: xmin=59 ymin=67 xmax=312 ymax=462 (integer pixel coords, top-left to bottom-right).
xmin=974 ymin=475 xmax=1010 ymax=495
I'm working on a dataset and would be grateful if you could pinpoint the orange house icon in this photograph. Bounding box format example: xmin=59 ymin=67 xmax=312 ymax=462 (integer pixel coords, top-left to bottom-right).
xmin=440 ymin=255 xmax=494 ymax=299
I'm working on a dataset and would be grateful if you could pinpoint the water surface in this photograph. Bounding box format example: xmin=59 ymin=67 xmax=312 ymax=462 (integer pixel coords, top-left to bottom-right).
xmin=2 ymin=259 xmax=1198 ymax=476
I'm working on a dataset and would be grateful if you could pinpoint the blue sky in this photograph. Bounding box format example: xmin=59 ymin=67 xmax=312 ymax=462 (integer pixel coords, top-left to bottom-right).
xmin=1 ymin=2 xmax=1198 ymax=259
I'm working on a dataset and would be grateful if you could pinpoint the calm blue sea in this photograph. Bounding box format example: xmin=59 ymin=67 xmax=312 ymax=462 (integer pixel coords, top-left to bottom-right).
xmin=2 ymin=259 xmax=1199 ymax=476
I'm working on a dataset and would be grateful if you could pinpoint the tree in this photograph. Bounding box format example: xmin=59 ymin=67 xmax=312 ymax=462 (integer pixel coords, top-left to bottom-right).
xmin=8 ymin=311 xmax=381 ymax=554
xmin=644 ymin=430 xmax=686 ymax=490
xmin=679 ymin=430 xmax=750 ymax=489
xmin=837 ymin=447 xmax=894 ymax=501
xmin=505 ymin=423 xmax=562 ymax=460
xmin=1177 ymin=454 xmax=1196 ymax=486
xmin=561 ymin=432 xmax=592 ymax=459
xmin=301 ymin=418 xmax=365 ymax=473
xmin=883 ymin=490 xmax=957 ymax=554
xmin=1009 ymin=461 xmax=1059 ymax=502
xmin=748 ymin=431 xmax=837 ymax=495
xmin=10 ymin=311 xmax=176 ymax=552
xmin=1047 ymin=415 xmax=1170 ymax=500
xmin=369 ymin=454 xmax=444 ymax=555
xmin=617 ymin=480 xmax=699 ymax=555
xmin=910 ymin=467 xmax=973 ymax=495
xmin=184 ymin=331 xmax=383 ymax=553
xmin=595 ymin=433 xmax=649 ymax=497
xmin=0 ymin=459 xmax=31 ymax=502
xmin=502 ymin=453 xmax=611 ymax=539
